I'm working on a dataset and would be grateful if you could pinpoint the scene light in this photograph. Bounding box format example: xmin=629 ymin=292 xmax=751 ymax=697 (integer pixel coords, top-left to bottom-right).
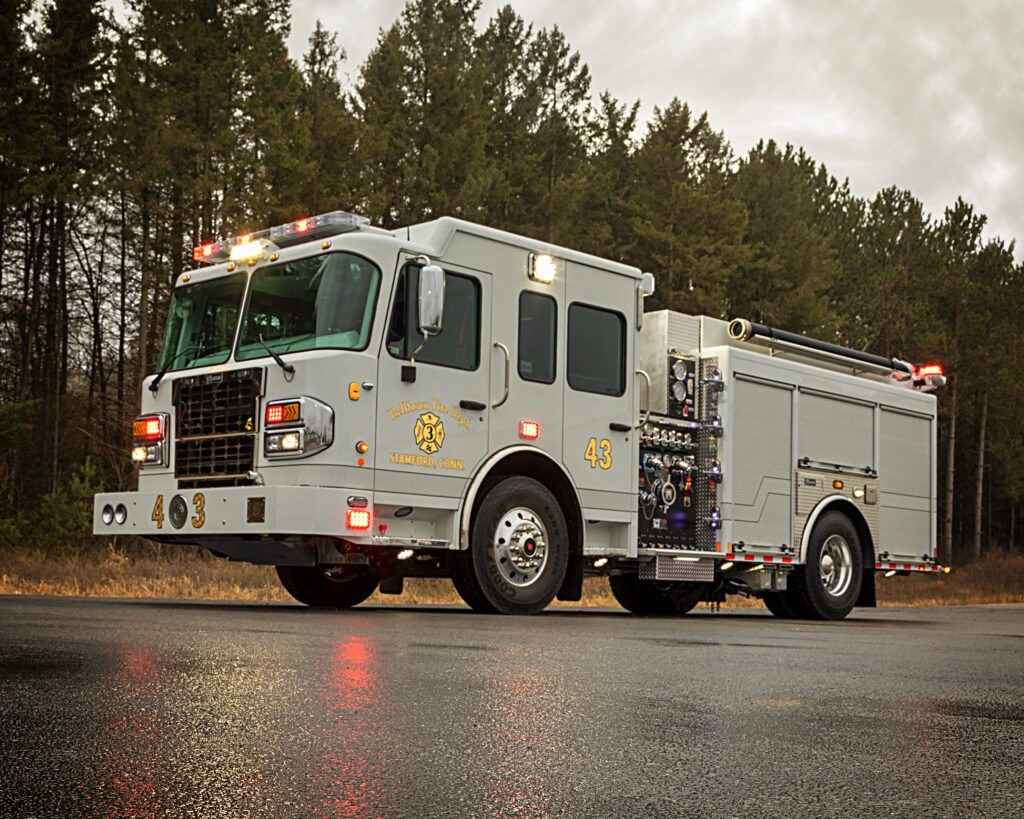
xmin=529 ymin=253 xmax=558 ymax=283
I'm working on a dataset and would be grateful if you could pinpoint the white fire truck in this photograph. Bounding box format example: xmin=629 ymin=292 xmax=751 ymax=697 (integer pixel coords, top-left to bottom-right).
xmin=94 ymin=211 xmax=947 ymax=618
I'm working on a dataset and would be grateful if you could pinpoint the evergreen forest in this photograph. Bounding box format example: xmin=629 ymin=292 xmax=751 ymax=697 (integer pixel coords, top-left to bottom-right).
xmin=1 ymin=0 xmax=1021 ymax=565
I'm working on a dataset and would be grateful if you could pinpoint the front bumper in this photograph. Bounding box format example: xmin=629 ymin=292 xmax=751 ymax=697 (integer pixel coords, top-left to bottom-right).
xmin=94 ymin=486 xmax=371 ymax=541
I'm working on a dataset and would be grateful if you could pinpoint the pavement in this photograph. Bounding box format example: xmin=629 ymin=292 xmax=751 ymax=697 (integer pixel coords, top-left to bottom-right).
xmin=1 ymin=596 xmax=1022 ymax=818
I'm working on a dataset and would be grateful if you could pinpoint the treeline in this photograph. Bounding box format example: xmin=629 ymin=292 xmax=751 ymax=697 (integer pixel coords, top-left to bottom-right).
xmin=0 ymin=0 xmax=1020 ymax=561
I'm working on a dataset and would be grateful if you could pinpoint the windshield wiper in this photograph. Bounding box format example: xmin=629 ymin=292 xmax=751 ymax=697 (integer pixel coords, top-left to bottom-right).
xmin=149 ymin=343 xmax=204 ymax=395
xmin=258 ymin=334 xmax=296 ymax=376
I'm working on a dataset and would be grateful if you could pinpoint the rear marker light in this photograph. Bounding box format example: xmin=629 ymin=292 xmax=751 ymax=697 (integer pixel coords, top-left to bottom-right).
xmin=347 ymin=509 xmax=370 ymax=530
xmin=520 ymin=421 xmax=539 ymax=439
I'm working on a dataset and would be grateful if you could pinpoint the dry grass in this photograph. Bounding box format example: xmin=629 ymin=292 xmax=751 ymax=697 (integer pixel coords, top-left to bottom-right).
xmin=0 ymin=544 xmax=1020 ymax=610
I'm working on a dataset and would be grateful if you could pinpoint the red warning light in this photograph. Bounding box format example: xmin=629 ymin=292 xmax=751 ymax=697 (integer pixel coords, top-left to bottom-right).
xmin=133 ymin=416 xmax=162 ymax=439
xmin=916 ymin=364 xmax=943 ymax=378
xmin=295 ymin=218 xmax=309 ymax=233
xmin=520 ymin=421 xmax=539 ymax=440
xmin=192 ymin=242 xmax=220 ymax=261
xmin=347 ymin=509 xmax=371 ymax=530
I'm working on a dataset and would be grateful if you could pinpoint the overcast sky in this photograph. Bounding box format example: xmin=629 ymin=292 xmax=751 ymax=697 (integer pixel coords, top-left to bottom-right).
xmin=287 ymin=0 xmax=1022 ymax=258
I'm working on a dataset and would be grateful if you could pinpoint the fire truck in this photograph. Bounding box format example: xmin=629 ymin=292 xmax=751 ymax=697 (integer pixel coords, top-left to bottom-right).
xmin=94 ymin=211 xmax=947 ymax=618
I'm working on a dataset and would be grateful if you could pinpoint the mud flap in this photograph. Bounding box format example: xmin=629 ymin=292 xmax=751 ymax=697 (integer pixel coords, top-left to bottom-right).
xmin=556 ymin=555 xmax=584 ymax=601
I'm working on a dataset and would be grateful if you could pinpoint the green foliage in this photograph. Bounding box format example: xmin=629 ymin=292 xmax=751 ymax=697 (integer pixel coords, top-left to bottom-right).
xmin=0 ymin=459 xmax=103 ymax=555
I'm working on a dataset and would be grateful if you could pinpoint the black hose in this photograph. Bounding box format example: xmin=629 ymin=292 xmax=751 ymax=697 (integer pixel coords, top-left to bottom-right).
xmin=728 ymin=318 xmax=913 ymax=375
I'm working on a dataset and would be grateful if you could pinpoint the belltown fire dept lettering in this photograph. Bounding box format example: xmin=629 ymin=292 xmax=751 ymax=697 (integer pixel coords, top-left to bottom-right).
xmin=386 ymin=399 xmax=467 ymax=471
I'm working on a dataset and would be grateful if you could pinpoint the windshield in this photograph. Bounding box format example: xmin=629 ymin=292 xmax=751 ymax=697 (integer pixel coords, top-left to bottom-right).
xmin=236 ymin=251 xmax=381 ymax=360
xmin=157 ymin=273 xmax=246 ymax=373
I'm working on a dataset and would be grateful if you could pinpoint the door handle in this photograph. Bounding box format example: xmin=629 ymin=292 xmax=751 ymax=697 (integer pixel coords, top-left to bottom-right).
xmin=609 ymin=422 xmax=630 ymax=432
xmin=460 ymin=400 xmax=487 ymax=411
xmin=635 ymin=369 xmax=651 ymax=428
xmin=492 ymin=341 xmax=510 ymax=408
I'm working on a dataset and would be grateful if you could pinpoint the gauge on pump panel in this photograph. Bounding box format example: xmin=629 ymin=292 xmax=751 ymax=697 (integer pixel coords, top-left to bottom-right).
xmin=672 ymin=360 xmax=689 ymax=380
xmin=672 ymin=380 xmax=688 ymax=402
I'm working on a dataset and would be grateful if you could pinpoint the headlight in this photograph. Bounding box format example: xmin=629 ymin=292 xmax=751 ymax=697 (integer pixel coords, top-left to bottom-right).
xmin=263 ymin=397 xmax=333 ymax=459
xmin=101 ymin=504 xmax=114 ymax=525
xmin=114 ymin=504 xmax=128 ymax=525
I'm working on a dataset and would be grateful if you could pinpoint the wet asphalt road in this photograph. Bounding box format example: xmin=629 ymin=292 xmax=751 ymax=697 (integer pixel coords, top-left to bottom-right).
xmin=1 ymin=598 xmax=1022 ymax=818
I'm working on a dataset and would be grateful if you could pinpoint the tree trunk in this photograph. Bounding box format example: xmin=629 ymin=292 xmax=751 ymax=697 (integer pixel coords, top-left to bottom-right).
xmin=136 ymin=192 xmax=151 ymax=391
xmin=942 ymin=380 xmax=956 ymax=565
xmin=973 ymin=389 xmax=988 ymax=561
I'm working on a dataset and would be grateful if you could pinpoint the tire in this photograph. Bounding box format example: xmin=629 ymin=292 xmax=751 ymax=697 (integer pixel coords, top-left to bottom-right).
xmin=275 ymin=565 xmax=379 ymax=608
xmin=762 ymin=591 xmax=802 ymax=618
xmin=450 ymin=477 xmax=568 ymax=615
xmin=788 ymin=510 xmax=863 ymax=620
xmin=609 ymin=573 xmax=704 ymax=616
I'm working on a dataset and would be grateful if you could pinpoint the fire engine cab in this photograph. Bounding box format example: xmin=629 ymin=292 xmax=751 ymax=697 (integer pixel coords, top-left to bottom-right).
xmin=94 ymin=211 xmax=946 ymax=618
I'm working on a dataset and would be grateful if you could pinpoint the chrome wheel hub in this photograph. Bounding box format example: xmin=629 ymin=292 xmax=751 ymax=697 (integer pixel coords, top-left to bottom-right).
xmin=819 ymin=534 xmax=853 ymax=597
xmin=493 ymin=507 xmax=549 ymax=588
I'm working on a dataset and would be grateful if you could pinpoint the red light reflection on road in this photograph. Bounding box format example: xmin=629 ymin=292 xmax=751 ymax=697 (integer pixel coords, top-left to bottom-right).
xmin=92 ymin=645 xmax=167 ymax=818
xmin=314 ymin=635 xmax=394 ymax=818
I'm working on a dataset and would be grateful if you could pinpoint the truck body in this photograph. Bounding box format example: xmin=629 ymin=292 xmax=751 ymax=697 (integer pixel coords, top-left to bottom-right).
xmin=94 ymin=211 xmax=946 ymax=617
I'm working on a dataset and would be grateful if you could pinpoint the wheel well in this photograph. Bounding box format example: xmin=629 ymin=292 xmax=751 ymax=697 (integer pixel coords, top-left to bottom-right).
xmin=809 ymin=499 xmax=876 ymax=608
xmin=470 ymin=451 xmax=583 ymax=557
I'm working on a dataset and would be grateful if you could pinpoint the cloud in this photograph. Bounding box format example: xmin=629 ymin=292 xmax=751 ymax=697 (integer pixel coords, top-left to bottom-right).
xmin=290 ymin=0 xmax=1023 ymax=255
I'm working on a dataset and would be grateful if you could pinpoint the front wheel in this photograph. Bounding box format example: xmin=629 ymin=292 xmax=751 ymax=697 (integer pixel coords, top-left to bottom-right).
xmin=276 ymin=565 xmax=379 ymax=608
xmin=609 ymin=573 xmax=703 ymax=616
xmin=788 ymin=511 xmax=863 ymax=620
xmin=451 ymin=477 xmax=568 ymax=615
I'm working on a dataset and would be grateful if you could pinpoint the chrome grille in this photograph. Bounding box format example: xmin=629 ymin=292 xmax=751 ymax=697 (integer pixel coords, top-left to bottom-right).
xmin=173 ymin=368 xmax=264 ymax=486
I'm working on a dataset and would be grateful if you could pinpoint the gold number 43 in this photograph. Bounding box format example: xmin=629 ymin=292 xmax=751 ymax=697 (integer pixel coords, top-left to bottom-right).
xmin=584 ymin=437 xmax=612 ymax=470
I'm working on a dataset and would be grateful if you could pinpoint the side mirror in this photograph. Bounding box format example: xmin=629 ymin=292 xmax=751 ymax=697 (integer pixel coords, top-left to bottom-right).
xmin=418 ymin=264 xmax=444 ymax=336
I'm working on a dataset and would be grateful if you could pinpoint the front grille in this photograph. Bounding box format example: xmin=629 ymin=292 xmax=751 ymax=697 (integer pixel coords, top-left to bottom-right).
xmin=173 ymin=368 xmax=264 ymax=486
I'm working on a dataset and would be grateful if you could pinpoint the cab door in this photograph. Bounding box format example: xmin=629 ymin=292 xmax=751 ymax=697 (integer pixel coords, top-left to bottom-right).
xmin=561 ymin=262 xmax=639 ymax=545
xmin=374 ymin=259 xmax=491 ymax=511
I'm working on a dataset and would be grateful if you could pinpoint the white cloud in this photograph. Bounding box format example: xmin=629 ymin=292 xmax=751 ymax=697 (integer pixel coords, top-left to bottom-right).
xmin=288 ymin=0 xmax=1024 ymax=255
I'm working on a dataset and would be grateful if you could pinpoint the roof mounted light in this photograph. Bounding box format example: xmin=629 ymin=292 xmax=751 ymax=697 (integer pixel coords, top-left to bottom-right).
xmin=191 ymin=210 xmax=370 ymax=266
xmin=529 ymin=253 xmax=559 ymax=284
xmin=913 ymin=362 xmax=946 ymax=392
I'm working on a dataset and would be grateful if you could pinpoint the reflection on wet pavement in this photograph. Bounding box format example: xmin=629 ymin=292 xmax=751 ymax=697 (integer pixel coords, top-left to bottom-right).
xmin=1 ymin=599 xmax=1022 ymax=817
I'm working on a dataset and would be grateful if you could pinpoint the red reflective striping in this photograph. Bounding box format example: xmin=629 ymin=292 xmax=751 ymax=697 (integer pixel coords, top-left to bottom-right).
xmin=782 ymin=557 xmax=792 ymax=563
xmin=744 ymin=555 xmax=755 ymax=561
xmin=725 ymin=553 xmax=734 ymax=560
xmin=876 ymin=563 xmax=882 ymax=569
xmin=764 ymin=556 xmax=774 ymax=562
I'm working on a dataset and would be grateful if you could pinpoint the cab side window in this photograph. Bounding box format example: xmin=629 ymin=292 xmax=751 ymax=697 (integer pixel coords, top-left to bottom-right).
xmin=387 ymin=265 xmax=480 ymax=370
xmin=518 ymin=291 xmax=556 ymax=383
xmin=567 ymin=303 xmax=625 ymax=396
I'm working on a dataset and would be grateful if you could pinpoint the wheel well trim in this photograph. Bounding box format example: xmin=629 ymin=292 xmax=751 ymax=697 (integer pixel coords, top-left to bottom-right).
xmin=459 ymin=446 xmax=583 ymax=550
xmin=798 ymin=495 xmax=874 ymax=564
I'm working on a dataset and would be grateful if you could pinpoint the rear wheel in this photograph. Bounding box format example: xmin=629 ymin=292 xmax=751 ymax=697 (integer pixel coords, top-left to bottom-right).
xmin=609 ymin=573 xmax=704 ymax=616
xmin=451 ymin=477 xmax=568 ymax=615
xmin=276 ymin=565 xmax=378 ymax=608
xmin=788 ymin=510 xmax=863 ymax=620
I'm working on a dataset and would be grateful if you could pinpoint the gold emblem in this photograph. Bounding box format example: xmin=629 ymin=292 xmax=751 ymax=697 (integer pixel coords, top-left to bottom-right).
xmin=414 ymin=412 xmax=445 ymax=454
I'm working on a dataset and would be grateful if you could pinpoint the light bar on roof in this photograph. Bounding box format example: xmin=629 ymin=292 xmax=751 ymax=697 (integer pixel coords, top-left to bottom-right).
xmin=191 ymin=210 xmax=370 ymax=265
